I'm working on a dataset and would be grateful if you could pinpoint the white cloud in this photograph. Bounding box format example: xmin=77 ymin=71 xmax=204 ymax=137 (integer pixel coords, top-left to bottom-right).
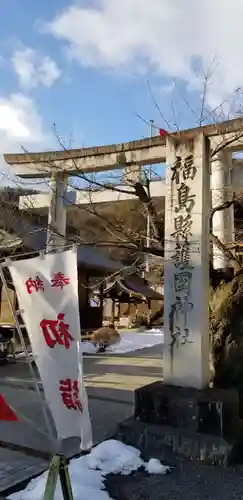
xmin=12 ymin=46 xmax=61 ymax=89
xmin=0 ymin=93 xmax=50 ymax=185
xmin=48 ymin=0 xmax=243 ymax=110
xmin=0 ymin=93 xmax=46 ymax=143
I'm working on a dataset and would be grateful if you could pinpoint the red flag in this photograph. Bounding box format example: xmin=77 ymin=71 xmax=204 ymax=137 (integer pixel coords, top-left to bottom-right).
xmin=0 ymin=394 xmax=18 ymax=421
xmin=158 ymin=128 xmax=167 ymax=137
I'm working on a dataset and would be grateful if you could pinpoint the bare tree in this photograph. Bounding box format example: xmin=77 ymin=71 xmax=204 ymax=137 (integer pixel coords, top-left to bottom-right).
xmin=50 ymin=84 xmax=243 ymax=395
xmin=5 ymin=73 xmax=243 ymax=392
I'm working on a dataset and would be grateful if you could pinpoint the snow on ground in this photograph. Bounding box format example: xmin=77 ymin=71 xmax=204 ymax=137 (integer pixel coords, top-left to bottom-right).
xmin=15 ymin=352 xmax=31 ymax=360
xmin=9 ymin=439 xmax=170 ymax=500
xmin=81 ymin=328 xmax=164 ymax=355
xmin=80 ymin=342 xmax=98 ymax=354
xmin=15 ymin=328 xmax=164 ymax=359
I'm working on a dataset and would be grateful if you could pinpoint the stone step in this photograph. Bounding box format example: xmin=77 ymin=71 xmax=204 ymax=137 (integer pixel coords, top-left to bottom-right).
xmin=115 ymin=381 xmax=243 ymax=466
xmin=134 ymin=382 xmax=239 ymax=439
xmin=116 ymin=417 xmax=237 ymax=466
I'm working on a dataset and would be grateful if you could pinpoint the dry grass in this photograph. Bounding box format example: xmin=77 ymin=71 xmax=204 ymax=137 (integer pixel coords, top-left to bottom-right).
xmin=210 ymin=281 xmax=234 ymax=314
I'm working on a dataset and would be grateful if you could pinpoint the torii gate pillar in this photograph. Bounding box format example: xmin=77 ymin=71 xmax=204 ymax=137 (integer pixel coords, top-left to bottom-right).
xmin=46 ymin=173 xmax=68 ymax=251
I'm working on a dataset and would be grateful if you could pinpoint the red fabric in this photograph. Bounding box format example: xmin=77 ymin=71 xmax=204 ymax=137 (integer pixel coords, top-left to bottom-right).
xmin=0 ymin=394 xmax=18 ymax=421
xmin=158 ymin=128 xmax=167 ymax=136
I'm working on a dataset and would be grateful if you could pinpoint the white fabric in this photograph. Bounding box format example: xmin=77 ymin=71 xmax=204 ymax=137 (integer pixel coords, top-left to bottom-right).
xmin=8 ymin=248 xmax=92 ymax=447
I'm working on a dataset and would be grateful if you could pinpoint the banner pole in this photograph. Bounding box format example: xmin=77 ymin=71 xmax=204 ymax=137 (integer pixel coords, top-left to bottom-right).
xmin=0 ymin=265 xmax=56 ymax=449
xmin=43 ymin=454 xmax=74 ymax=500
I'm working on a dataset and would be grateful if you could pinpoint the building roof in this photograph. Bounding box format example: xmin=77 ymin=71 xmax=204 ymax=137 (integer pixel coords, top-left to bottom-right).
xmin=104 ymin=275 xmax=163 ymax=302
xmin=0 ymin=201 xmax=122 ymax=274
xmin=77 ymin=246 xmax=121 ymax=274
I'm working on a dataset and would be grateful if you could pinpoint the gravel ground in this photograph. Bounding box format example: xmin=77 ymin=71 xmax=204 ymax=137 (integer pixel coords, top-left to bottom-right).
xmin=106 ymin=450 xmax=243 ymax=500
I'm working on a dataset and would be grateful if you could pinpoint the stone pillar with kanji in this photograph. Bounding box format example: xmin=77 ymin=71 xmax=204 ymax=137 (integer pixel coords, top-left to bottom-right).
xmin=163 ymin=133 xmax=211 ymax=389
xmin=118 ymin=133 xmax=241 ymax=465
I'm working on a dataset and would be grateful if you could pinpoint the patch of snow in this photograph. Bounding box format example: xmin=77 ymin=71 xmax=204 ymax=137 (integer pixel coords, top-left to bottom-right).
xmin=16 ymin=328 xmax=164 ymax=358
xmin=81 ymin=341 xmax=98 ymax=354
xmin=9 ymin=464 xmax=110 ymax=500
xmin=81 ymin=328 xmax=164 ymax=355
xmin=15 ymin=352 xmax=32 ymax=360
xmin=82 ymin=439 xmax=144 ymax=475
xmin=9 ymin=439 xmax=170 ymax=500
xmin=107 ymin=328 xmax=164 ymax=354
xmin=145 ymin=458 xmax=171 ymax=475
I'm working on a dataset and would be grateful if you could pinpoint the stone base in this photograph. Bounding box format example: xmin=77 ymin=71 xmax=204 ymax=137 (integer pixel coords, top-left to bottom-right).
xmin=116 ymin=382 xmax=243 ymax=465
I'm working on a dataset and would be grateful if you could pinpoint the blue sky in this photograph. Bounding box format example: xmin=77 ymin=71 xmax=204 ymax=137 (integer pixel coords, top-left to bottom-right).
xmin=0 ymin=0 xmax=242 ymax=185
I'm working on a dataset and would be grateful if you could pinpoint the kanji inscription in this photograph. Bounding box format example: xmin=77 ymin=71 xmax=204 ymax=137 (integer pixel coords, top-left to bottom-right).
xmin=25 ymin=272 xmax=71 ymax=295
xmin=169 ymin=153 xmax=197 ymax=361
xmin=164 ymin=134 xmax=210 ymax=388
xmin=59 ymin=378 xmax=83 ymax=412
xmin=40 ymin=313 xmax=74 ymax=349
xmin=25 ymin=276 xmax=44 ymax=295
xmin=51 ymin=272 xmax=70 ymax=290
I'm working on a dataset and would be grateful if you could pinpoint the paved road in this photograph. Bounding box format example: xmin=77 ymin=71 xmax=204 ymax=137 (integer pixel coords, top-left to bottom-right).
xmin=0 ymin=345 xmax=163 ymax=493
xmin=106 ymin=456 xmax=243 ymax=500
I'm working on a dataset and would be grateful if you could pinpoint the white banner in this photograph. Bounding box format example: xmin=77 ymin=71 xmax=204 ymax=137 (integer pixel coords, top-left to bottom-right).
xmin=8 ymin=248 xmax=92 ymax=448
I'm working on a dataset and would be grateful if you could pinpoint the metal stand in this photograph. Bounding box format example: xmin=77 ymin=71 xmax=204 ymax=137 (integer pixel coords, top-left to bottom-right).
xmin=43 ymin=455 xmax=74 ymax=500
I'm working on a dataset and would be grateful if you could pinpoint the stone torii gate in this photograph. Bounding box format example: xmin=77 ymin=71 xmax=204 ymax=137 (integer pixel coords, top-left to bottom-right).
xmin=4 ymin=119 xmax=243 ymax=463
xmin=5 ymin=118 xmax=242 ymax=267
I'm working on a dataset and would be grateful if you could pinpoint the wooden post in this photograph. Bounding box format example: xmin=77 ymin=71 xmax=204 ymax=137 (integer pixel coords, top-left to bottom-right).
xmin=118 ymin=301 xmax=121 ymax=323
xmin=43 ymin=455 xmax=74 ymax=500
xmin=111 ymin=300 xmax=115 ymax=326
xmin=46 ymin=172 xmax=68 ymax=251
xmin=147 ymin=299 xmax=152 ymax=327
xmin=99 ymin=282 xmax=104 ymax=326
